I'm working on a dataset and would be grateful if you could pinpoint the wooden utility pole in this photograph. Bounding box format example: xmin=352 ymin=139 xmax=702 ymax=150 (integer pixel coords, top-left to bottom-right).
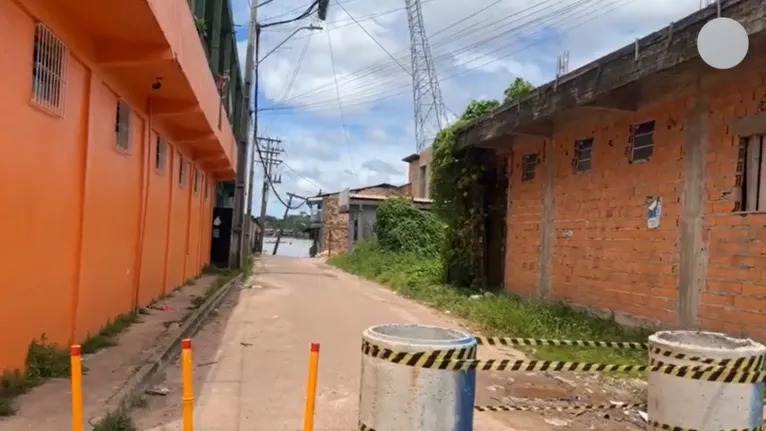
xmin=273 ymin=192 xmax=307 ymax=255
xmin=256 ymin=137 xmax=283 ymax=251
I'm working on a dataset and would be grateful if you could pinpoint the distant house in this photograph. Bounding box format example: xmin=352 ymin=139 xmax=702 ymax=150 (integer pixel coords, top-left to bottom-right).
xmin=402 ymin=146 xmax=433 ymax=200
xmin=307 ymin=183 xmax=430 ymax=256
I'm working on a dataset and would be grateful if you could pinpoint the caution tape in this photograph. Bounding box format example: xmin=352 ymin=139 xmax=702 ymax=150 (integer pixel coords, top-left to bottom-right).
xmin=649 ymin=421 xmax=763 ymax=431
xmin=474 ymin=402 xmax=646 ymax=412
xmin=362 ymin=341 xmax=766 ymax=382
xmin=476 ymin=337 xmax=647 ymax=350
xmin=650 ymin=347 xmax=766 ymax=371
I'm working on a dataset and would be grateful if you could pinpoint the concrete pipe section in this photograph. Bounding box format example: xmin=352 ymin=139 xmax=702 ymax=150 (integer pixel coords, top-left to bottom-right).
xmin=359 ymin=324 xmax=477 ymax=431
xmin=648 ymin=330 xmax=765 ymax=430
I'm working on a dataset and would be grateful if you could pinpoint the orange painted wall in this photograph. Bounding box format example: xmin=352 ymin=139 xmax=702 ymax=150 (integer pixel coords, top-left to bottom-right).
xmin=0 ymin=0 xmax=227 ymax=370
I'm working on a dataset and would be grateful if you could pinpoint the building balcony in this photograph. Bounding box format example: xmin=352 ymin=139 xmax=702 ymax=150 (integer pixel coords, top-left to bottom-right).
xmin=29 ymin=0 xmax=239 ymax=180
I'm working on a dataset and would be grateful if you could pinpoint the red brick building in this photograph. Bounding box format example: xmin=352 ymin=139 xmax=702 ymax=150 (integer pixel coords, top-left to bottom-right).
xmin=455 ymin=0 xmax=766 ymax=337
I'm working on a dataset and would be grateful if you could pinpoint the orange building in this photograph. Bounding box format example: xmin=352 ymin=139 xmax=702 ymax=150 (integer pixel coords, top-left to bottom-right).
xmin=0 ymin=0 xmax=245 ymax=371
xmin=456 ymin=0 xmax=766 ymax=337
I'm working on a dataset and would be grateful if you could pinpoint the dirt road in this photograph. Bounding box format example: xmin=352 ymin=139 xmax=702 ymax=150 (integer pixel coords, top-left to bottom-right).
xmin=135 ymin=256 xmax=647 ymax=431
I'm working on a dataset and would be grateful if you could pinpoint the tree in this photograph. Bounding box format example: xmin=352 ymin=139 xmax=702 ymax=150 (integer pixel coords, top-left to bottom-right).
xmin=503 ymin=77 xmax=534 ymax=103
xmin=461 ymin=99 xmax=500 ymax=122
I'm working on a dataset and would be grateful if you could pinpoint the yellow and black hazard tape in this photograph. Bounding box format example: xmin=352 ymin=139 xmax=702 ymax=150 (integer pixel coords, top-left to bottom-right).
xmin=650 ymin=347 xmax=766 ymax=371
xmin=362 ymin=341 xmax=766 ymax=382
xmin=474 ymin=402 xmax=646 ymax=413
xmin=649 ymin=421 xmax=763 ymax=431
xmin=475 ymin=336 xmax=648 ymax=350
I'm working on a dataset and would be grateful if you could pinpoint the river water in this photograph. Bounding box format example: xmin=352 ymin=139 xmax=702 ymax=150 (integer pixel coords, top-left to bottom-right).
xmin=262 ymin=237 xmax=312 ymax=257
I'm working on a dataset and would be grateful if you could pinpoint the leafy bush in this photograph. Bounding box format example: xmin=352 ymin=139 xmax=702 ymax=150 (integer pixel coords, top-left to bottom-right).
xmin=374 ymin=197 xmax=444 ymax=257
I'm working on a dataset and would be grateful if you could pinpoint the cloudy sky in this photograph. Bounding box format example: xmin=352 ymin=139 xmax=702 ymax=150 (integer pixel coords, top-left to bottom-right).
xmin=235 ymin=0 xmax=706 ymax=216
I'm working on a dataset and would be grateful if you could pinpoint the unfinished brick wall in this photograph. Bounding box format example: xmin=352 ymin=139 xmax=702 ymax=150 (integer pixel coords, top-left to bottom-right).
xmin=503 ymin=55 xmax=766 ymax=337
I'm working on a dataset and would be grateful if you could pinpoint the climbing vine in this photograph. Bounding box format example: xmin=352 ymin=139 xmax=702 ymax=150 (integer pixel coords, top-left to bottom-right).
xmin=430 ymin=79 xmax=534 ymax=289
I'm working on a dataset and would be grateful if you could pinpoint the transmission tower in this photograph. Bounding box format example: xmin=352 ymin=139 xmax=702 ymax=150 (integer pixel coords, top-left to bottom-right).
xmin=405 ymin=0 xmax=447 ymax=152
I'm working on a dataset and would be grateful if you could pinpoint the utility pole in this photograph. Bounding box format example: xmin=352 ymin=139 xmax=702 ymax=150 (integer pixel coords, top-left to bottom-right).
xmin=244 ymin=22 xmax=262 ymax=255
xmin=272 ymin=192 xmax=307 ymax=255
xmin=232 ymin=0 xmax=258 ymax=269
xmin=256 ymin=137 xmax=283 ymax=251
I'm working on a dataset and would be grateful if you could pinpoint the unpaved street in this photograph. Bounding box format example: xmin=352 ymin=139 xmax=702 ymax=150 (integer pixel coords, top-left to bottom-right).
xmin=135 ymin=256 xmax=647 ymax=431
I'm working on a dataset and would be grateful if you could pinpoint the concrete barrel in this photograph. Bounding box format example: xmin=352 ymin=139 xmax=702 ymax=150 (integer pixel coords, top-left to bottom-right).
xmin=358 ymin=324 xmax=477 ymax=431
xmin=648 ymin=330 xmax=766 ymax=430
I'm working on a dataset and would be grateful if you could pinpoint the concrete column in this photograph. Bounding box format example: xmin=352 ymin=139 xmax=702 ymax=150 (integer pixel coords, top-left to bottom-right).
xmin=538 ymin=139 xmax=554 ymax=298
xmin=678 ymin=86 xmax=710 ymax=327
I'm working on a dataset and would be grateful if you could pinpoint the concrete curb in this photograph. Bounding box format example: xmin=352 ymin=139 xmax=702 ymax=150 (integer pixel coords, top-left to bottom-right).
xmin=89 ymin=273 xmax=245 ymax=428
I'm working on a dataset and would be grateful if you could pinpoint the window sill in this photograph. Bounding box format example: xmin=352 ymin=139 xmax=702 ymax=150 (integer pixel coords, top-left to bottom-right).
xmin=732 ymin=210 xmax=766 ymax=216
xmin=114 ymin=145 xmax=131 ymax=156
xmin=28 ymin=100 xmax=63 ymax=119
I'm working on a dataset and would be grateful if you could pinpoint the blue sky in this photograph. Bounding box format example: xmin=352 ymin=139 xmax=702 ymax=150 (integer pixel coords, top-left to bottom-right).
xmin=233 ymin=0 xmax=704 ymax=216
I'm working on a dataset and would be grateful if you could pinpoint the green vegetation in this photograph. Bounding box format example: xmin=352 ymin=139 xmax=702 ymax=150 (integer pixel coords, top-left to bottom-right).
xmin=92 ymin=408 xmax=136 ymax=431
xmin=259 ymin=213 xmax=311 ymax=238
xmin=430 ymin=77 xmax=535 ymax=288
xmin=375 ymin=197 xmax=444 ymax=257
xmin=81 ymin=313 xmax=140 ymax=354
xmin=0 ymin=335 xmax=71 ymax=416
xmin=330 ymin=241 xmax=648 ymax=367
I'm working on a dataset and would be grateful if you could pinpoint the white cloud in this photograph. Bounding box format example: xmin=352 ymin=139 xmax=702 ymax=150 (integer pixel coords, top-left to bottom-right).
xmin=233 ymin=0 xmax=705 ymax=215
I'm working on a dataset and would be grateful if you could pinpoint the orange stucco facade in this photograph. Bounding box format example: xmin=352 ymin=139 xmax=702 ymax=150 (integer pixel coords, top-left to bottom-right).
xmin=0 ymin=0 xmax=237 ymax=371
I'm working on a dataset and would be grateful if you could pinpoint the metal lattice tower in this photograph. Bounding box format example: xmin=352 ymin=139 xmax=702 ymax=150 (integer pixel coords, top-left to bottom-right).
xmin=405 ymin=0 xmax=448 ymax=152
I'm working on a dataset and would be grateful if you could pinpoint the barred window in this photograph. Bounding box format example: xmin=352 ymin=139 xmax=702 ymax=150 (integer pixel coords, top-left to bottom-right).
xmin=735 ymin=135 xmax=766 ymax=212
xmin=179 ymin=156 xmax=187 ymax=188
xmin=629 ymin=120 xmax=655 ymax=163
xmin=115 ymin=99 xmax=131 ymax=151
xmin=155 ymin=136 xmax=168 ymax=172
xmin=573 ymin=138 xmax=593 ymax=172
xmin=31 ymin=23 xmax=68 ymax=115
xmin=521 ymin=153 xmax=538 ymax=182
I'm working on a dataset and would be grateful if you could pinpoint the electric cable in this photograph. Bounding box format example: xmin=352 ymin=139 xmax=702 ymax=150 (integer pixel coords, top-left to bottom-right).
xmin=326 ymin=29 xmax=360 ymax=182
xmin=254 ymin=136 xmax=307 ymax=210
xmin=333 ymin=0 xmax=411 ymax=76
xmin=263 ymin=0 xmax=632 ymax=113
xmin=278 ymin=0 xmax=596 ymax=105
xmin=279 ymin=0 xmax=569 ymax=102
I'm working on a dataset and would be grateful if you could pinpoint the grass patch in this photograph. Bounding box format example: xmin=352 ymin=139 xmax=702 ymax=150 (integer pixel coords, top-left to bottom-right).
xmin=92 ymin=408 xmax=136 ymax=431
xmin=81 ymin=313 xmax=140 ymax=354
xmin=0 ymin=335 xmax=71 ymax=416
xmin=329 ymin=242 xmax=650 ymax=369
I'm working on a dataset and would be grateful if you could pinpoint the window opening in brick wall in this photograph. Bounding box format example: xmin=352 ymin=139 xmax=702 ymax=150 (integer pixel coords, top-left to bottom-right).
xmin=629 ymin=120 xmax=655 ymax=163
xmin=736 ymin=135 xmax=766 ymax=212
xmin=418 ymin=165 xmax=427 ymax=198
xmin=521 ymin=153 xmax=538 ymax=182
xmin=573 ymin=138 xmax=593 ymax=172
xmin=31 ymin=23 xmax=68 ymax=116
xmin=155 ymin=135 xmax=167 ymax=172
xmin=193 ymin=169 xmax=200 ymax=194
xmin=115 ymin=99 xmax=131 ymax=151
xmin=179 ymin=156 xmax=187 ymax=188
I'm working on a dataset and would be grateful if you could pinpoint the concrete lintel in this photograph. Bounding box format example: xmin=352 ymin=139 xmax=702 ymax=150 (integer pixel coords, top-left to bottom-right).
xmin=95 ymin=41 xmax=174 ymax=67
xmin=152 ymin=99 xmax=202 ymax=117
xmin=456 ymin=0 xmax=765 ymax=149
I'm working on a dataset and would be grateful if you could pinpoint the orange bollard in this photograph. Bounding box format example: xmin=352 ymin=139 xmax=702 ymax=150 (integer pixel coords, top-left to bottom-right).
xmin=70 ymin=345 xmax=83 ymax=431
xmin=303 ymin=342 xmax=320 ymax=431
xmin=181 ymin=339 xmax=194 ymax=431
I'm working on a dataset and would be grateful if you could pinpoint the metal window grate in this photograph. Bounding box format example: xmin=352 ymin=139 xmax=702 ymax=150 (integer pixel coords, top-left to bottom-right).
xmin=155 ymin=136 xmax=167 ymax=171
xmin=521 ymin=153 xmax=538 ymax=182
xmin=629 ymin=120 xmax=655 ymax=163
xmin=31 ymin=23 xmax=68 ymax=116
xmin=115 ymin=99 xmax=131 ymax=150
xmin=203 ymin=175 xmax=209 ymax=200
xmin=574 ymin=138 xmax=593 ymax=172
xmin=193 ymin=169 xmax=200 ymax=194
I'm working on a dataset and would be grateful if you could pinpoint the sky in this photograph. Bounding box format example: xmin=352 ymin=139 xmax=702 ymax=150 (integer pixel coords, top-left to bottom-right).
xmin=235 ymin=0 xmax=707 ymax=216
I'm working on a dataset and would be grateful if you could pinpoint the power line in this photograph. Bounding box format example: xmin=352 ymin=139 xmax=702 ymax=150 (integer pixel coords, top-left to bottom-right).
xmin=263 ymin=0 xmax=633 ymax=113
xmin=326 ymin=29 xmax=360 ymax=182
xmin=333 ymin=0 xmax=411 ymax=76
